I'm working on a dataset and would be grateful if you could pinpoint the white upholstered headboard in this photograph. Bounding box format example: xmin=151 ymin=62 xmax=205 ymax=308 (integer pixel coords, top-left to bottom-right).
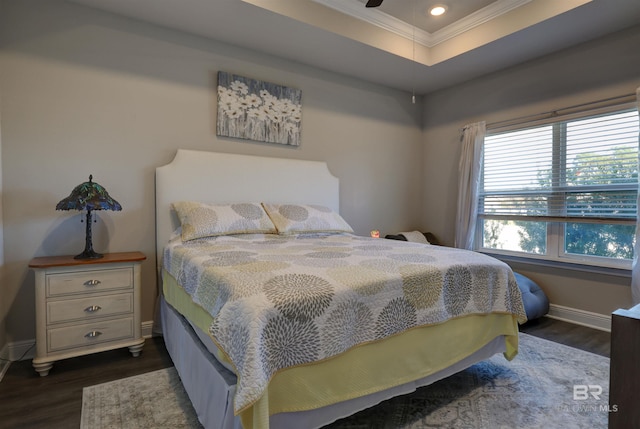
xmin=155 ymin=149 xmax=340 ymax=270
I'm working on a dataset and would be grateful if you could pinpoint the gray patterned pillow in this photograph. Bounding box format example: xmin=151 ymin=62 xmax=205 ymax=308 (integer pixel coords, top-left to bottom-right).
xmin=172 ymin=201 xmax=277 ymax=241
xmin=262 ymin=203 xmax=353 ymax=235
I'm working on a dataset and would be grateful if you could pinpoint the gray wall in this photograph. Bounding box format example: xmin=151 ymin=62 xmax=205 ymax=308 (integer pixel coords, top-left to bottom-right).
xmin=0 ymin=0 xmax=424 ymax=345
xmin=422 ymin=24 xmax=640 ymax=317
xmin=1 ymin=0 xmax=638 ymax=353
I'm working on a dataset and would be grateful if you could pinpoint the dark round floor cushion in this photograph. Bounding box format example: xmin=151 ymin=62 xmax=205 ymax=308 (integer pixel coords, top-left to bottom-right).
xmin=513 ymin=272 xmax=549 ymax=321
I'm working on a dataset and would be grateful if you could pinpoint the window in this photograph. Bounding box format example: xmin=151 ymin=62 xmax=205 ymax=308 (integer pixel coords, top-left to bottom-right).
xmin=477 ymin=106 xmax=639 ymax=269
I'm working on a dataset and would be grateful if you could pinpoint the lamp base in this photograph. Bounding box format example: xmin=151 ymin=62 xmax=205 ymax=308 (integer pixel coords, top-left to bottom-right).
xmin=74 ymin=249 xmax=103 ymax=260
xmin=75 ymin=209 xmax=103 ymax=260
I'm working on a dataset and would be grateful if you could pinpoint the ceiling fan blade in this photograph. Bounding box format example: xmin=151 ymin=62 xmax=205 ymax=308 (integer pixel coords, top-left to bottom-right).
xmin=366 ymin=0 xmax=383 ymax=7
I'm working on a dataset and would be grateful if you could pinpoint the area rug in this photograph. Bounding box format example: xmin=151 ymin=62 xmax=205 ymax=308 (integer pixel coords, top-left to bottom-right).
xmin=81 ymin=333 xmax=610 ymax=428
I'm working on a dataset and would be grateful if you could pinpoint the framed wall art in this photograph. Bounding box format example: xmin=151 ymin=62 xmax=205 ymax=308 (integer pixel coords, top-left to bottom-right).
xmin=216 ymin=71 xmax=302 ymax=146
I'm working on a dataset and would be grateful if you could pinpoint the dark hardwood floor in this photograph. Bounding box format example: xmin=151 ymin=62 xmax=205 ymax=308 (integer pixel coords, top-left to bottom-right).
xmin=0 ymin=317 xmax=610 ymax=429
xmin=0 ymin=337 xmax=173 ymax=429
xmin=520 ymin=316 xmax=611 ymax=358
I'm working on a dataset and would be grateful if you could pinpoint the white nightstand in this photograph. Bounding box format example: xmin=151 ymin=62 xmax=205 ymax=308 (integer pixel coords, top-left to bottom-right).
xmin=28 ymin=252 xmax=146 ymax=376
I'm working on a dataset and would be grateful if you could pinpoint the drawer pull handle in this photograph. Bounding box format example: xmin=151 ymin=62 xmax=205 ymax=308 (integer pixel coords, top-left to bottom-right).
xmin=84 ymin=279 xmax=101 ymax=286
xmin=85 ymin=331 xmax=102 ymax=339
xmin=84 ymin=305 xmax=102 ymax=313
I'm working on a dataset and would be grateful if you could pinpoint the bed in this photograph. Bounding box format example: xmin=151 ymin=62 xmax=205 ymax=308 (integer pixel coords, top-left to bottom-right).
xmin=155 ymin=149 xmax=527 ymax=429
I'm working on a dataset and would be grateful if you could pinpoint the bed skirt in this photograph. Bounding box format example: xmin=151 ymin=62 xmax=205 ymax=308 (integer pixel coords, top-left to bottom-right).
xmin=160 ymin=297 xmax=509 ymax=429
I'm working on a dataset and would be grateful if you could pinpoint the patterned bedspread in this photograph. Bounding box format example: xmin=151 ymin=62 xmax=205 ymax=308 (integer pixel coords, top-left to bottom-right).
xmin=164 ymin=232 xmax=527 ymax=414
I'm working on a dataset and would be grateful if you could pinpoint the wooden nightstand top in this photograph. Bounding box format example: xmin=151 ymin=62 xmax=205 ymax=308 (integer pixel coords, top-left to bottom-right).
xmin=29 ymin=251 xmax=146 ymax=269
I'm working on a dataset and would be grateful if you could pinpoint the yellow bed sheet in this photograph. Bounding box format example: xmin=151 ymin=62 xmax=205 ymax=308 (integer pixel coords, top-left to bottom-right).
xmin=163 ymin=269 xmax=520 ymax=429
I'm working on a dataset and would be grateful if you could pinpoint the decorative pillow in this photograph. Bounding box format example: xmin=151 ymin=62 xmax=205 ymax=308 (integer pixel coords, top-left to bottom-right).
xmin=172 ymin=201 xmax=277 ymax=241
xmin=262 ymin=203 xmax=354 ymax=235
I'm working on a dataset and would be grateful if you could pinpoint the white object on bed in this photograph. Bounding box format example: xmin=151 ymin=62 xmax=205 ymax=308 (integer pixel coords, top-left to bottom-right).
xmin=399 ymin=230 xmax=430 ymax=244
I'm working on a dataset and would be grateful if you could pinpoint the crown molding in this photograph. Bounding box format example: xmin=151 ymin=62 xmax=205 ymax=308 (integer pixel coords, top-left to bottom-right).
xmin=312 ymin=0 xmax=532 ymax=47
xmin=311 ymin=0 xmax=432 ymax=45
xmin=431 ymin=0 xmax=532 ymax=45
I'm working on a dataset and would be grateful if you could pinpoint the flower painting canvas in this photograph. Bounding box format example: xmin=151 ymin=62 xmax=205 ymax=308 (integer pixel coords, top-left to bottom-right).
xmin=217 ymin=72 xmax=302 ymax=146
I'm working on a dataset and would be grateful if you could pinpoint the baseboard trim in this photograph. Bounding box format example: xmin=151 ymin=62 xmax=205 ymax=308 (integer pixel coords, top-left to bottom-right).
xmin=0 ymin=343 xmax=10 ymax=383
xmin=142 ymin=320 xmax=155 ymax=338
xmin=547 ymin=304 xmax=611 ymax=332
xmin=8 ymin=339 xmax=37 ymax=361
xmin=0 ymin=339 xmax=37 ymax=382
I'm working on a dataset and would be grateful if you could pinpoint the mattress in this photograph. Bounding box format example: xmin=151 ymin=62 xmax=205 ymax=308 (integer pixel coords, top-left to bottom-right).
xmin=161 ymin=232 xmax=526 ymax=428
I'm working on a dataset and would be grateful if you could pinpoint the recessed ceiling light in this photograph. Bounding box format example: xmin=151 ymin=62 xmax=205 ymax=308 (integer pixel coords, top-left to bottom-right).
xmin=429 ymin=5 xmax=447 ymax=16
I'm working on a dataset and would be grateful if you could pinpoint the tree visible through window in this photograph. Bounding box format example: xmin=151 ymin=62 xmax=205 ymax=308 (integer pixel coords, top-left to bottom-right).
xmin=478 ymin=108 xmax=639 ymax=268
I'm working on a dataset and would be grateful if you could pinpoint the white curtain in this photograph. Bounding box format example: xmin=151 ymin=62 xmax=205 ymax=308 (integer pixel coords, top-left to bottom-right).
xmin=632 ymin=87 xmax=640 ymax=305
xmin=455 ymin=121 xmax=486 ymax=250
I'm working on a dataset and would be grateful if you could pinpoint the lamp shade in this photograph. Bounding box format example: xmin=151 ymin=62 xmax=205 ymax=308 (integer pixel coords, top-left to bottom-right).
xmin=56 ymin=175 xmax=122 ymax=212
xmin=56 ymin=175 xmax=122 ymax=259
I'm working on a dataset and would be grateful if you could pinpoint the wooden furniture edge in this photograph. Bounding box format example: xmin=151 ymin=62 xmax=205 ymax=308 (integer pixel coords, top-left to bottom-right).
xmin=609 ymin=303 xmax=640 ymax=428
xmin=29 ymin=252 xmax=146 ymax=268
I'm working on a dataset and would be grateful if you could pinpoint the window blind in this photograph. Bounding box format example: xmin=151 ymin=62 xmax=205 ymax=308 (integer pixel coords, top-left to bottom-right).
xmin=479 ymin=109 xmax=639 ymax=224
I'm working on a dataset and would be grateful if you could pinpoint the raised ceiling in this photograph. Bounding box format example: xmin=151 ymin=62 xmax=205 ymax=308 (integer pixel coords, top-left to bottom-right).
xmin=352 ymin=0 xmax=498 ymax=34
xmin=66 ymin=0 xmax=640 ymax=94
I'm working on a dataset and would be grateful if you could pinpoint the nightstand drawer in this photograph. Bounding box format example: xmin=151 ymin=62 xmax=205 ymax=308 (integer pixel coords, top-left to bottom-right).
xmin=46 ymin=268 xmax=133 ymax=297
xmin=47 ymin=293 xmax=133 ymax=324
xmin=47 ymin=317 xmax=134 ymax=353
